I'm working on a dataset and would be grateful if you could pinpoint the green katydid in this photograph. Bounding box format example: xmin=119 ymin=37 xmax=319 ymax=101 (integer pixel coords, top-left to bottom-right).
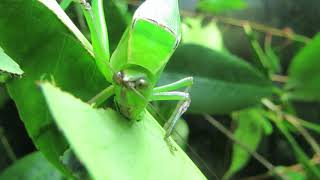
xmin=81 ymin=0 xmax=193 ymax=139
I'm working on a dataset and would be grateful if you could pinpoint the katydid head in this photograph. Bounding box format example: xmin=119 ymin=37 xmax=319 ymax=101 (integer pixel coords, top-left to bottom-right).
xmin=112 ymin=65 xmax=155 ymax=121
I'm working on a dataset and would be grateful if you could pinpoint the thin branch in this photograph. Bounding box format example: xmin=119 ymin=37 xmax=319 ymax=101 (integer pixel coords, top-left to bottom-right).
xmin=203 ymin=114 xmax=290 ymax=179
xmin=262 ymin=99 xmax=320 ymax=156
xmin=271 ymin=74 xmax=288 ymax=83
xmin=203 ymin=114 xmax=274 ymax=171
xmin=285 ymin=115 xmax=320 ymax=155
xmin=210 ymin=16 xmax=310 ymax=44
xmin=243 ymin=155 xmax=320 ymax=180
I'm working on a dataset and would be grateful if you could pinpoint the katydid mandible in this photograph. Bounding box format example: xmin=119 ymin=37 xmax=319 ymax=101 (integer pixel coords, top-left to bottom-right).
xmin=83 ymin=0 xmax=193 ymax=138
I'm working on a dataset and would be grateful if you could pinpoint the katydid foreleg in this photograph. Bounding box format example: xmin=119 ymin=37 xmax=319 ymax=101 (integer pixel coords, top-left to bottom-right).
xmin=88 ymin=85 xmax=115 ymax=107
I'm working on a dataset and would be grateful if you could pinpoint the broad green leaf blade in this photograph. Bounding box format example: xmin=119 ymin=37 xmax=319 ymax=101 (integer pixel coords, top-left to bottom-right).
xmin=223 ymin=108 xmax=265 ymax=179
xmin=0 ymin=47 xmax=23 ymax=75
xmin=40 ymin=82 xmax=206 ymax=180
xmin=197 ymin=0 xmax=247 ymax=14
xmin=0 ymin=152 xmax=63 ymax=180
xmin=41 ymin=0 xmax=93 ymax=54
xmin=0 ymin=0 xmax=107 ymax=174
xmin=287 ymin=33 xmax=320 ymax=101
xmin=161 ymin=44 xmax=273 ymax=114
xmin=182 ymin=17 xmax=224 ymax=51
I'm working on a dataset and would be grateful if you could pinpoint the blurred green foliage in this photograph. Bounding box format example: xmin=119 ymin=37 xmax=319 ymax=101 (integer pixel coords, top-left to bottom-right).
xmin=197 ymin=0 xmax=247 ymax=13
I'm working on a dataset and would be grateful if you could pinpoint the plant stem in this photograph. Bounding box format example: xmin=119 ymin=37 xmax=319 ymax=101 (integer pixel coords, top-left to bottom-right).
xmin=211 ymin=16 xmax=310 ymax=43
xmin=243 ymin=155 xmax=320 ymax=180
xmin=270 ymin=74 xmax=288 ymax=83
xmin=285 ymin=115 xmax=320 ymax=155
xmin=203 ymin=115 xmax=274 ymax=170
xmin=262 ymin=99 xmax=320 ymax=155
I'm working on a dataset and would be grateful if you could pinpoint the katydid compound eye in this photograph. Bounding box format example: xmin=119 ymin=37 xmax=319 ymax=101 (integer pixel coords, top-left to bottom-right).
xmin=135 ymin=78 xmax=148 ymax=89
xmin=113 ymin=71 xmax=123 ymax=85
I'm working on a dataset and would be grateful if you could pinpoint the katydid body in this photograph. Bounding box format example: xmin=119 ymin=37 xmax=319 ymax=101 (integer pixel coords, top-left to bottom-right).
xmin=82 ymin=0 xmax=192 ymax=138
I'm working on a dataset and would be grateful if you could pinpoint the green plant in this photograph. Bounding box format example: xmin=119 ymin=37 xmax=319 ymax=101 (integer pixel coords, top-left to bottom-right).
xmin=0 ymin=0 xmax=319 ymax=180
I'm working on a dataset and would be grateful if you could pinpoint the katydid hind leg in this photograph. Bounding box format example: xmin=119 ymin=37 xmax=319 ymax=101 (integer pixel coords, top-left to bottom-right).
xmin=150 ymin=91 xmax=191 ymax=139
xmin=164 ymin=96 xmax=191 ymax=139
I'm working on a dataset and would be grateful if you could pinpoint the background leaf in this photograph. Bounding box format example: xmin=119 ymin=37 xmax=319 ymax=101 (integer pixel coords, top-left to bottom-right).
xmin=0 ymin=0 xmax=107 ymax=174
xmin=287 ymin=33 xmax=320 ymax=101
xmin=223 ymin=108 xmax=266 ymax=179
xmin=41 ymin=82 xmax=206 ymax=180
xmin=160 ymin=44 xmax=273 ymax=114
xmin=182 ymin=17 xmax=224 ymax=51
xmin=197 ymin=0 xmax=247 ymax=14
xmin=0 ymin=46 xmax=23 ymax=75
xmin=0 ymin=152 xmax=63 ymax=180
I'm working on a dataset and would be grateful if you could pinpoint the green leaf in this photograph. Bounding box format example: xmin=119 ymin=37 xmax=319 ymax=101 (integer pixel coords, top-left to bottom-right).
xmin=40 ymin=82 xmax=206 ymax=180
xmin=161 ymin=44 xmax=273 ymax=114
xmin=0 ymin=0 xmax=107 ymax=174
xmin=0 ymin=152 xmax=63 ymax=180
xmin=275 ymin=167 xmax=307 ymax=180
xmin=182 ymin=17 xmax=224 ymax=51
xmin=197 ymin=0 xmax=247 ymax=14
xmin=287 ymin=33 xmax=320 ymax=101
xmin=223 ymin=108 xmax=266 ymax=179
xmin=0 ymin=46 xmax=23 ymax=75
xmin=265 ymin=43 xmax=281 ymax=74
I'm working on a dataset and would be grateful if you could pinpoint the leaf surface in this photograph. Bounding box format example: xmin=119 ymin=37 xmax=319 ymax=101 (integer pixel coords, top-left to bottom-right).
xmin=223 ymin=108 xmax=266 ymax=179
xmin=0 ymin=152 xmax=63 ymax=180
xmin=161 ymin=44 xmax=273 ymax=114
xmin=41 ymin=82 xmax=206 ymax=180
xmin=0 ymin=0 xmax=107 ymax=174
xmin=182 ymin=17 xmax=224 ymax=51
xmin=287 ymin=33 xmax=320 ymax=101
xmin=0 ymin=47 xmax=23 ymax=75
xmin=197 ymin=0 xmax=247 ymax=13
